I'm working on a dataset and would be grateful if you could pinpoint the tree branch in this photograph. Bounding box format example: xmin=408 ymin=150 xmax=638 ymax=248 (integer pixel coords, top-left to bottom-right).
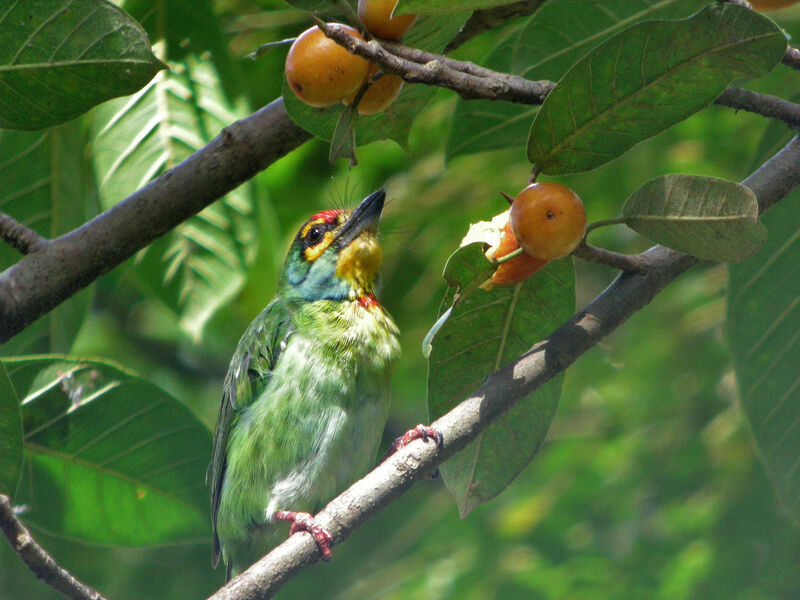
xmin=715 ymin=86 xmax=800 ymax=127
xmin=208 ymin=135 xmax=800 ymax=599
xmin=0 ymin=495 xmax=106 ymax=600
xmin=0 ymin=212 xmax=47 ymax=255
xmin=0 ymin=99 xmax=310 ymax=343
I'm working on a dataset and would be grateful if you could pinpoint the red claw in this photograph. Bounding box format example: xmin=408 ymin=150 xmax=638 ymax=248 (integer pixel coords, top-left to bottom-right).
xmin=274 ymin=511 xmax=333 ymax=561
xmin=382 ymin=424 xmax=443 ymax=463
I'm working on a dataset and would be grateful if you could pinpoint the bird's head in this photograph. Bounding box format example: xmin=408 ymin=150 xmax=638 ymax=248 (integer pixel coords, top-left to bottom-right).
xmin=280 ymin=189 xmax=386 ymax=302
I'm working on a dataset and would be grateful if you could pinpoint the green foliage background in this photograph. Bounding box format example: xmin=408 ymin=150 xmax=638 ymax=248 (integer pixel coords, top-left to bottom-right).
xmin=2 ymin=0 xmax=800 ymax=598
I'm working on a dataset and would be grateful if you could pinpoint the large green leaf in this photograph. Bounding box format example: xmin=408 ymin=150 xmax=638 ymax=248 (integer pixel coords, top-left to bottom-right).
xmin=527 ymin=3 xmax=786 ymax=174
xmin=396 ymin=0 xmax=516 ymax=13
xmin=91 ymin=55 xmax=258 ymax=341
xmin=0 ymin=123 xmax=96 ymax=356
xmin=284 ymin=11 xmax=469 ymax=150
xmin=0 ymin=0 xmax=164 ymax=131
xmin=428 ymin=244 xmax=575 ymax=516
xmin=727 ymin=191 xmax=800 ymax=526
xmin=0 ymin=361 xmax=22 ymax=500
xmin=623 ymin=174 xmax=765 ymax=262
xmin=6 ymin=356 xmax=210 ymax=545
xmin=446 ymin=0 xmax=709 ymax=160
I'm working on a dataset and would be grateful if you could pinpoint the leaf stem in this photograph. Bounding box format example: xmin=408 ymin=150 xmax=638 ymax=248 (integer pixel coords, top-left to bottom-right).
xmin=584 ymin=217 xmax=626 ymax=236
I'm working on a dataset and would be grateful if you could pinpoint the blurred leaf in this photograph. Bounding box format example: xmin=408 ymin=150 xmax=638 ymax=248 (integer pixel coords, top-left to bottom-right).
xmin=527 ymin=4 xmax=786 ymax=174
xmin=396 ymin=0 xmax=516 ymax=13
xmin=623 ymin=174 xmax=765 ymax=262
xmin=123 ymin=0 xmax=242 ymax=99
xmin=0 ymin=123 xmax=96 ymax=356
xmin=330 ymin=103 xmax=359 ymax=165
xmin=727 ymin=191 xmax=800 ymax=527
xmin=282 ymin=0 xmax=334 ymax=11
xmin=91 ymin=56 xmax=258 ymax=341
xmin=284 ymin=11 xmax=469 ymax=149
xmin=0 ymin=0 xmax=164 ymax=131
xmin=428 ymin=244 xmax=575 ymax=516
xmin=0 ymin=361 xmax=22 ymax=499
xmin=6 ymin=356 xmax=210 ymax=545
xmin=446 ymin=0 xmax=709 ymax=159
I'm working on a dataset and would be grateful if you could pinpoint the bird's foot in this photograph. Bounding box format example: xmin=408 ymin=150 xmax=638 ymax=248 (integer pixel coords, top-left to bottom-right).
xmin=381 ymin=424 xmax=443 ymax=477
xmin=274 ymin=511 xmax=333 ymax=561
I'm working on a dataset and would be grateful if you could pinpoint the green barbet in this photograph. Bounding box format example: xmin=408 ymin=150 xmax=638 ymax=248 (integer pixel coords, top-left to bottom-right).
xmin=209 ymin=190 xmax=437 ymax=580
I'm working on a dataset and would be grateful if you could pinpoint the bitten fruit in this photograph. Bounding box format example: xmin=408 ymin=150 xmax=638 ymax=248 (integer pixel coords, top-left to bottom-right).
xmin=509 ymin=182 xmax=586 ymax=260
xmin=358 ymin=0 xmax=417 ymax=40
xmin=344 ymin=65 xmax=404 ymax=114
xmin=488 ymin=222 xmax=549 ymax=288
xmin=285 ymin=25 xmax=370 ymax=107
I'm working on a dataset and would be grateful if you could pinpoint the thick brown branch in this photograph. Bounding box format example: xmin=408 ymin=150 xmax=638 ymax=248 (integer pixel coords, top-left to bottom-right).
xmin=0 ymin=496 xmax=106 ymax=600
xmin=208 ymin=135 xmax=800 ymax=599
xmin=0 ymin=212 xmax=47 ymax=255
xmin=0 ymin=99 xmax=310 ymax=343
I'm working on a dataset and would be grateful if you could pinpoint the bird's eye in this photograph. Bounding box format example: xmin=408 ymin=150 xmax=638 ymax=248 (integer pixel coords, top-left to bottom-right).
xmin=306 ymin=225 xmax=325 ymax=246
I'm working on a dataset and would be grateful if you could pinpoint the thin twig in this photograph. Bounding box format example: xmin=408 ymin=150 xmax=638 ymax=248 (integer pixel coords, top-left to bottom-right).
xmin=782 ymin=45 xmax=800 ymax=71
xmin=715 ymin=86 xmax=800 ymax=128
xmin=314 ymin=19 xmax=554 ymax=104
xmin=0 ymin=495 xmax=106 ymax=600
xmin=572 ymin=242 xmax=650 ymax=273
xmin=0 ymin=212 xmax=47 ymax=255
xmin=445 ymin=0 xmax=545 ymax=52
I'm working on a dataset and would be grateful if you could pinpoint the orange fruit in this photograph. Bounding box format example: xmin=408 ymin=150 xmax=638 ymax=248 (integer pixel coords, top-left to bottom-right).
xmin=285 ymin=25 xmax=370 ymax=107
xmin=509 ymin=182 xmax=586 ymax=260
xmin=358 ymin=0 xmax=417 ymax=40
xmin=344 ymin=65 xmax=403 ymax=114
xmin=487 ymin=223 xmax=548 ymax=288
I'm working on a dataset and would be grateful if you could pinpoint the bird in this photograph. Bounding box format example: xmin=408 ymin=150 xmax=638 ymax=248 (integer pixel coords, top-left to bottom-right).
xmin=208 ymin=189 xmax=437 ymax=580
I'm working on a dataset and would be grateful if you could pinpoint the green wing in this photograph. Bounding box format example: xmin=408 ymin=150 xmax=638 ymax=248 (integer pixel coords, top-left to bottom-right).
xmin=209 ymin=299 xmax=292 ymax=567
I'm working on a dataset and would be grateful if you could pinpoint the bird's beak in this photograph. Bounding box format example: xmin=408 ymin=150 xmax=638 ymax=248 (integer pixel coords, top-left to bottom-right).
xmin=335 ymin=188 xmax=386 ymax=247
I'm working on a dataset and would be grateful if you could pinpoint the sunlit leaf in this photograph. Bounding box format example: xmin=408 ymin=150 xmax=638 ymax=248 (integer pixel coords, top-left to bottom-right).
xmin=727 ymin=191 xmax=800 ymax=526
xmin=428 ymin=244 xmax=575 ymax=516
xmin=284 ymin=11 xmax=469 ymax=149
xmin=6 ymin=356 xmax=210 ymax=545
xmin=0 ymin=0 xmax=164 ymax=130
xmin=623 ymin=175 xmax=765 ymax=262
xmin=0 ymin=123 xmax=96 ymax=356
xmin=0 ymin=361 xmax=22 ymax=499
xmin=447 ymin=0 xmax=709 ymax=159
xmin=91 ymin=55 xmax=258 ymax=341
xmin=527 ymin=4 xmax=786 ymax=174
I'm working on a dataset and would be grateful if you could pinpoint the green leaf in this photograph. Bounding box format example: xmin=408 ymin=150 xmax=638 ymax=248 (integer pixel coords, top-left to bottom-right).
xmin=284 ymin=11 xmax=469 ymax=149
xmin=0 ymin=122 xmax=96 ymax=356
xmin=396 ymin=0 xmax=515 ymax=14
xmin=527 ymin=4 xmax=786 ymax=174
xmin=282 ymin=0 xmax=334 ymax=11
xmin=91 ymin=56 xmax=258 ymax=341
xmin=0 ymin=361 xmax=23 ymax=500
xmin=6 ymin=356 xmax=211 ymax=545
xmin=329 ymin=103 xmax=359 ymax=165
xmin=0 ymin=0 xmax=165 ymax=131
xmin=447 ymin=0 xmax=709 ymax=160
xmin=622 ymin=174 xmax=766 ymax=262
xmin=727 ymin=191 xmax=800 ymax=526
xmin=428 ymin=244 xmax=575 ymax=517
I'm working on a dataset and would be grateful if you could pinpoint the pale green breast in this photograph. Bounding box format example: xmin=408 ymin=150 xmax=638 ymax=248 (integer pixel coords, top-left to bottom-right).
xmin=216 ymin=298 xmax=399 ymax=568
